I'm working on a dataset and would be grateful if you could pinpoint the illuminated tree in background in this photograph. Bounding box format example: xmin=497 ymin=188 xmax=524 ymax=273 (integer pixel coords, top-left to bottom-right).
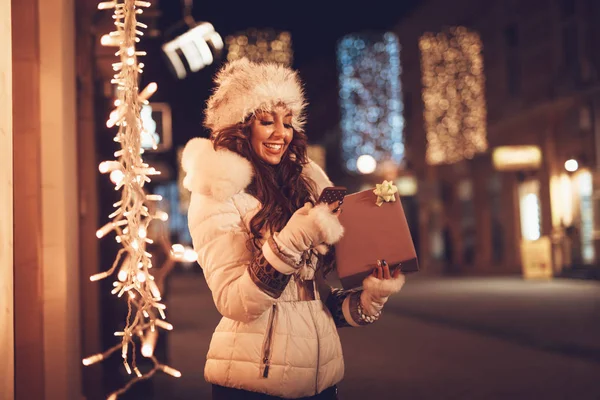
xmin=226 ymin=28 xmax=293 ymax=66
xmin=419 ymin=26 xmax=488 ymax=165
xmin=337 ymin=32 xmax=404 ymax=174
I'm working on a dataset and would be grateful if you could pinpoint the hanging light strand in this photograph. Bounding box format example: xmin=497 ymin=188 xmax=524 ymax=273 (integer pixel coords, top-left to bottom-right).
xmin=419 ymin=26 xmax=488 ymax=166
xmin=83 ymin=1 xmax=181 ymax=398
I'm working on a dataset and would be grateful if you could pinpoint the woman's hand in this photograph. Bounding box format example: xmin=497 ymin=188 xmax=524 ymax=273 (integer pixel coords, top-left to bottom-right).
xmin=360 ymin=260 xmax=405 ymax=316
xmin=372 ymin=259 xmax=402 ymax=280
xmin=274 ymin=201 xmax=344 ymax=262
xmin=313 ymin=201 xmax=342 ymax=255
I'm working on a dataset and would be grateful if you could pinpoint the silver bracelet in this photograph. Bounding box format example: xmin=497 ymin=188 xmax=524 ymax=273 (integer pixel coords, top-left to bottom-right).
xmin=349 ymin=291 xmax=381 ymax=325
xmin=357 ymin=300 xmax=381 ymax=323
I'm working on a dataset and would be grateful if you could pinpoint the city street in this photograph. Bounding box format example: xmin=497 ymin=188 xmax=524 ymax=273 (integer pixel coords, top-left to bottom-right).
xmin=154 ymin=272 xmax=600 ymax=400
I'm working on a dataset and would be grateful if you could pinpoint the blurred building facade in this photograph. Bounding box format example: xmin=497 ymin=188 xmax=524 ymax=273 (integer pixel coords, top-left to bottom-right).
xmin=395 ymin=0 xmax=600 ymax=278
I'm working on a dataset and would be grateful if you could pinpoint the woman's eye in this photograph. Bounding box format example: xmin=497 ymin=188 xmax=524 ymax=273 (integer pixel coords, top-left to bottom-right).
xmin=284 ymin=124 xmax=293 ymax=129
xmin=260 ymin=120 xmax=274 ymax=126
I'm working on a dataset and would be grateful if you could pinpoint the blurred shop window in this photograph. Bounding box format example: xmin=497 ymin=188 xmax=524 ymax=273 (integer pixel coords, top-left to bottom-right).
xmin=140 ymin=102 xmax=172 ymax=153
xmin=152 ymin=181 xmax=192 ymax=245
xmin=439 ymin=182 xmax=454 ymax=264
xmin=577 ymin=170 xmax=595 ymax=264
xmin=518 ymin=180 xmax=541 ymax=241
xmin=488 ymin=173 xmax=504 ymax=265
xmin=458 ymin=179 xmax=475 ymax=266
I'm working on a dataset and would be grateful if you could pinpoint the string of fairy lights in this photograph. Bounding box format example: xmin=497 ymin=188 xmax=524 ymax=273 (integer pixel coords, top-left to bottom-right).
xmin=83 ymin=4 xmax=490 ymax=398
xmin=82 ymin=1 xmax=185 ymax=398
xmin=337 ymin=32 xmax=405 ymax=174
xmin=419 ymin=26 xmax=488 ymax=166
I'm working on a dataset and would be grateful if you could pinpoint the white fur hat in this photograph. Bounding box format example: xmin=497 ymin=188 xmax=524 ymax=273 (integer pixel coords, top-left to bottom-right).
xmin=204 ymin=58 xmax=307 ymax=133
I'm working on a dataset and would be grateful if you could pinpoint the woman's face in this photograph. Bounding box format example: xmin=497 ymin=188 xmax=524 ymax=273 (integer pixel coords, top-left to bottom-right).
xmin=250 ymin=106 xmax=293 ymax=165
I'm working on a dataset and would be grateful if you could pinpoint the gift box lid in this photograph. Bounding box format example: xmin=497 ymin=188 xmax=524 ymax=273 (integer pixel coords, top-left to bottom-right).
xmin=335 ymin=189 xmax=419 ymax=290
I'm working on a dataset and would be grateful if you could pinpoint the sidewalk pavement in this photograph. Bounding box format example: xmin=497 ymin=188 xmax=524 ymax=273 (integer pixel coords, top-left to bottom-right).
xmin=389 ymin=274 xmax=600 ymax=363
xmin=153 ymin=272 xmax=600 ymax=399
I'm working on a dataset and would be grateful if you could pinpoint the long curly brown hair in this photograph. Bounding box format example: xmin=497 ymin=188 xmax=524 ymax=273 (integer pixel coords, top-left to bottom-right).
xmin=212 ymin=116 xmax=319 ymax=249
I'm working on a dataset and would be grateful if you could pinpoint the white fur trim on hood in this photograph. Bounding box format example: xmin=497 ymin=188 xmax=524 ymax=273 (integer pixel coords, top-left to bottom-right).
xmin=181 ymin=137 xmax=253 ymax=201
xmin=204 ymin=58 xmax=307 ymax=134
xmin=181 ymin=137 xmax=332 ymax=202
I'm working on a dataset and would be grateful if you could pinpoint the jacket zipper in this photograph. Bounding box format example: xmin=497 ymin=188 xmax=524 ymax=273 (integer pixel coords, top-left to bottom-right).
xmin=262 ymin=304 xmax=277 ymax=378
xmin=307 ymin=302 xmax=320 ymax=394
xmin=314 ymin=311 xmax=320 ymax=394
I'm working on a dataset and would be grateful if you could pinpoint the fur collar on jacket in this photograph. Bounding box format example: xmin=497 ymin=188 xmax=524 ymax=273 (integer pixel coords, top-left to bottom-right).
xmin=181 ymin=137 xmax=331 ymax=201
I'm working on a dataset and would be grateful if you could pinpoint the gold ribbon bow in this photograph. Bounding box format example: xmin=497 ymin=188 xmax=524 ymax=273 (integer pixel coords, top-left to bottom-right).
xmin=373 ymin=180 xmax=398 ymax=207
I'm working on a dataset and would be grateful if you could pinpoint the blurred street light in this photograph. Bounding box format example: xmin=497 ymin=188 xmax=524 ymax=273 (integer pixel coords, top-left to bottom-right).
xmin=565 ymin=159 xmax=579 ymax=172
xmin=171 ymin=243 xmax=198 ymax=264
xmin=492 ymin=145 xmax=542 ymax=171
xmin=162 ymin=0 xmax=223 ymax=79
xmin=356 ymin=154 xmax=377 ymax=174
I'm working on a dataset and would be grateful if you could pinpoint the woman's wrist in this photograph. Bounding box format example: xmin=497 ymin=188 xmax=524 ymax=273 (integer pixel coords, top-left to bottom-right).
xmin=359 ymin=291 xmax=386 ymax=316
xmin=272 ymin=234 xmax=303 ymax=264
xmin=262 ymin=236 xmax=302 ymax=274
xmin=358 ymin=295 xmax=383 ymax=320
xmin=248 ymin=251 xmax=291 ymax=299
xmin=342 ymin=291 xmax=381 ymax=327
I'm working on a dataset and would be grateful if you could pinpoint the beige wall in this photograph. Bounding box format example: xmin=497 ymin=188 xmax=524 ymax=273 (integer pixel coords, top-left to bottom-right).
xmin=38 ymin=0 xmax=81 ymax=398
xmin=0 ymin=0 xmax=13 ymax=398
xmin=12 ymin=0 xmax=45 ymax=395
xmin=12 ymin=0 xmax=81 ymax=397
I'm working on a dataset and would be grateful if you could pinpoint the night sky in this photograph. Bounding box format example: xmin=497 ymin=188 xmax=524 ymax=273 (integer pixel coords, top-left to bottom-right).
xmin=139 ymin=0 xmax=421 ymax=151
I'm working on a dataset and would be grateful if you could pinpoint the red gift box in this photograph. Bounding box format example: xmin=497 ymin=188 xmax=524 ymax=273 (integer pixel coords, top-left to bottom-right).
xmin=335 ymin=189 xmax=419 ymax=290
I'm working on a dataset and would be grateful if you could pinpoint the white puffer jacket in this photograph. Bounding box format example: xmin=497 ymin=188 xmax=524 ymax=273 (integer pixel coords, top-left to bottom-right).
xmin=183 ymin=138 xmax=355 ymax=398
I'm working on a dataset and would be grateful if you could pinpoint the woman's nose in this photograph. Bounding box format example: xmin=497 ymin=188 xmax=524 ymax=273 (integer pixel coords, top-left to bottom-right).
xmin=272 ymin=121 xmax=286 ymax=138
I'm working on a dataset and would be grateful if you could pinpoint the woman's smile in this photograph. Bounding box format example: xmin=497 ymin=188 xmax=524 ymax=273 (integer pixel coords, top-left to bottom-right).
xmin=263 ymin=142 xmax=284 ymax=152
xmin=250 ymin=106 xmax=294 ymax=165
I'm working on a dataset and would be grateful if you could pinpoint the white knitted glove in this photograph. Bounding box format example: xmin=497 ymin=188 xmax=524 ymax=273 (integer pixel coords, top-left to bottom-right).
xmin=360 ymin=266 xmax=405 ymax=316
xmin=276 ymin=203 xmax=344 ymax=258
xmin=263 ymin=203 xmax=344 ymax=274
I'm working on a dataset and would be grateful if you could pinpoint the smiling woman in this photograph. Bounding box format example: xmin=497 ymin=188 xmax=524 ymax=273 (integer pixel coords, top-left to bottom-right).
xmin=250 ymin=106 xmax=294 ymax=165
xmin=180 ymin=58 xmax=405 ymax=399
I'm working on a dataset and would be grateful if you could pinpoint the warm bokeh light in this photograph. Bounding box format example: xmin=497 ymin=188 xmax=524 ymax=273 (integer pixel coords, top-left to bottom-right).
xmin=395 ymin=175 xmax=418 ymax=196
xmin=109 ymin=169 xmax=125 ymax=185
xmin=518 ymin=180 xmax=541 ymax=241
xmin=565 ymin=159 xmax=579 ymax=172
xmin=419 ymin=26 xmax=488 ymax=165
xmin=226 ymin=29 xmax=293 ymax=66
xmin=492 ymin=146 xmax=542 ymax=171
xmin=141 ymin=330 xmax=158 ymax=358
xmin=101 ymin=33 xmax=120 ymax=46
xmin=171 ymin=244 xmax=198 ymax=263
xmin=356 ymin=154 xmax=377 ymax=175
